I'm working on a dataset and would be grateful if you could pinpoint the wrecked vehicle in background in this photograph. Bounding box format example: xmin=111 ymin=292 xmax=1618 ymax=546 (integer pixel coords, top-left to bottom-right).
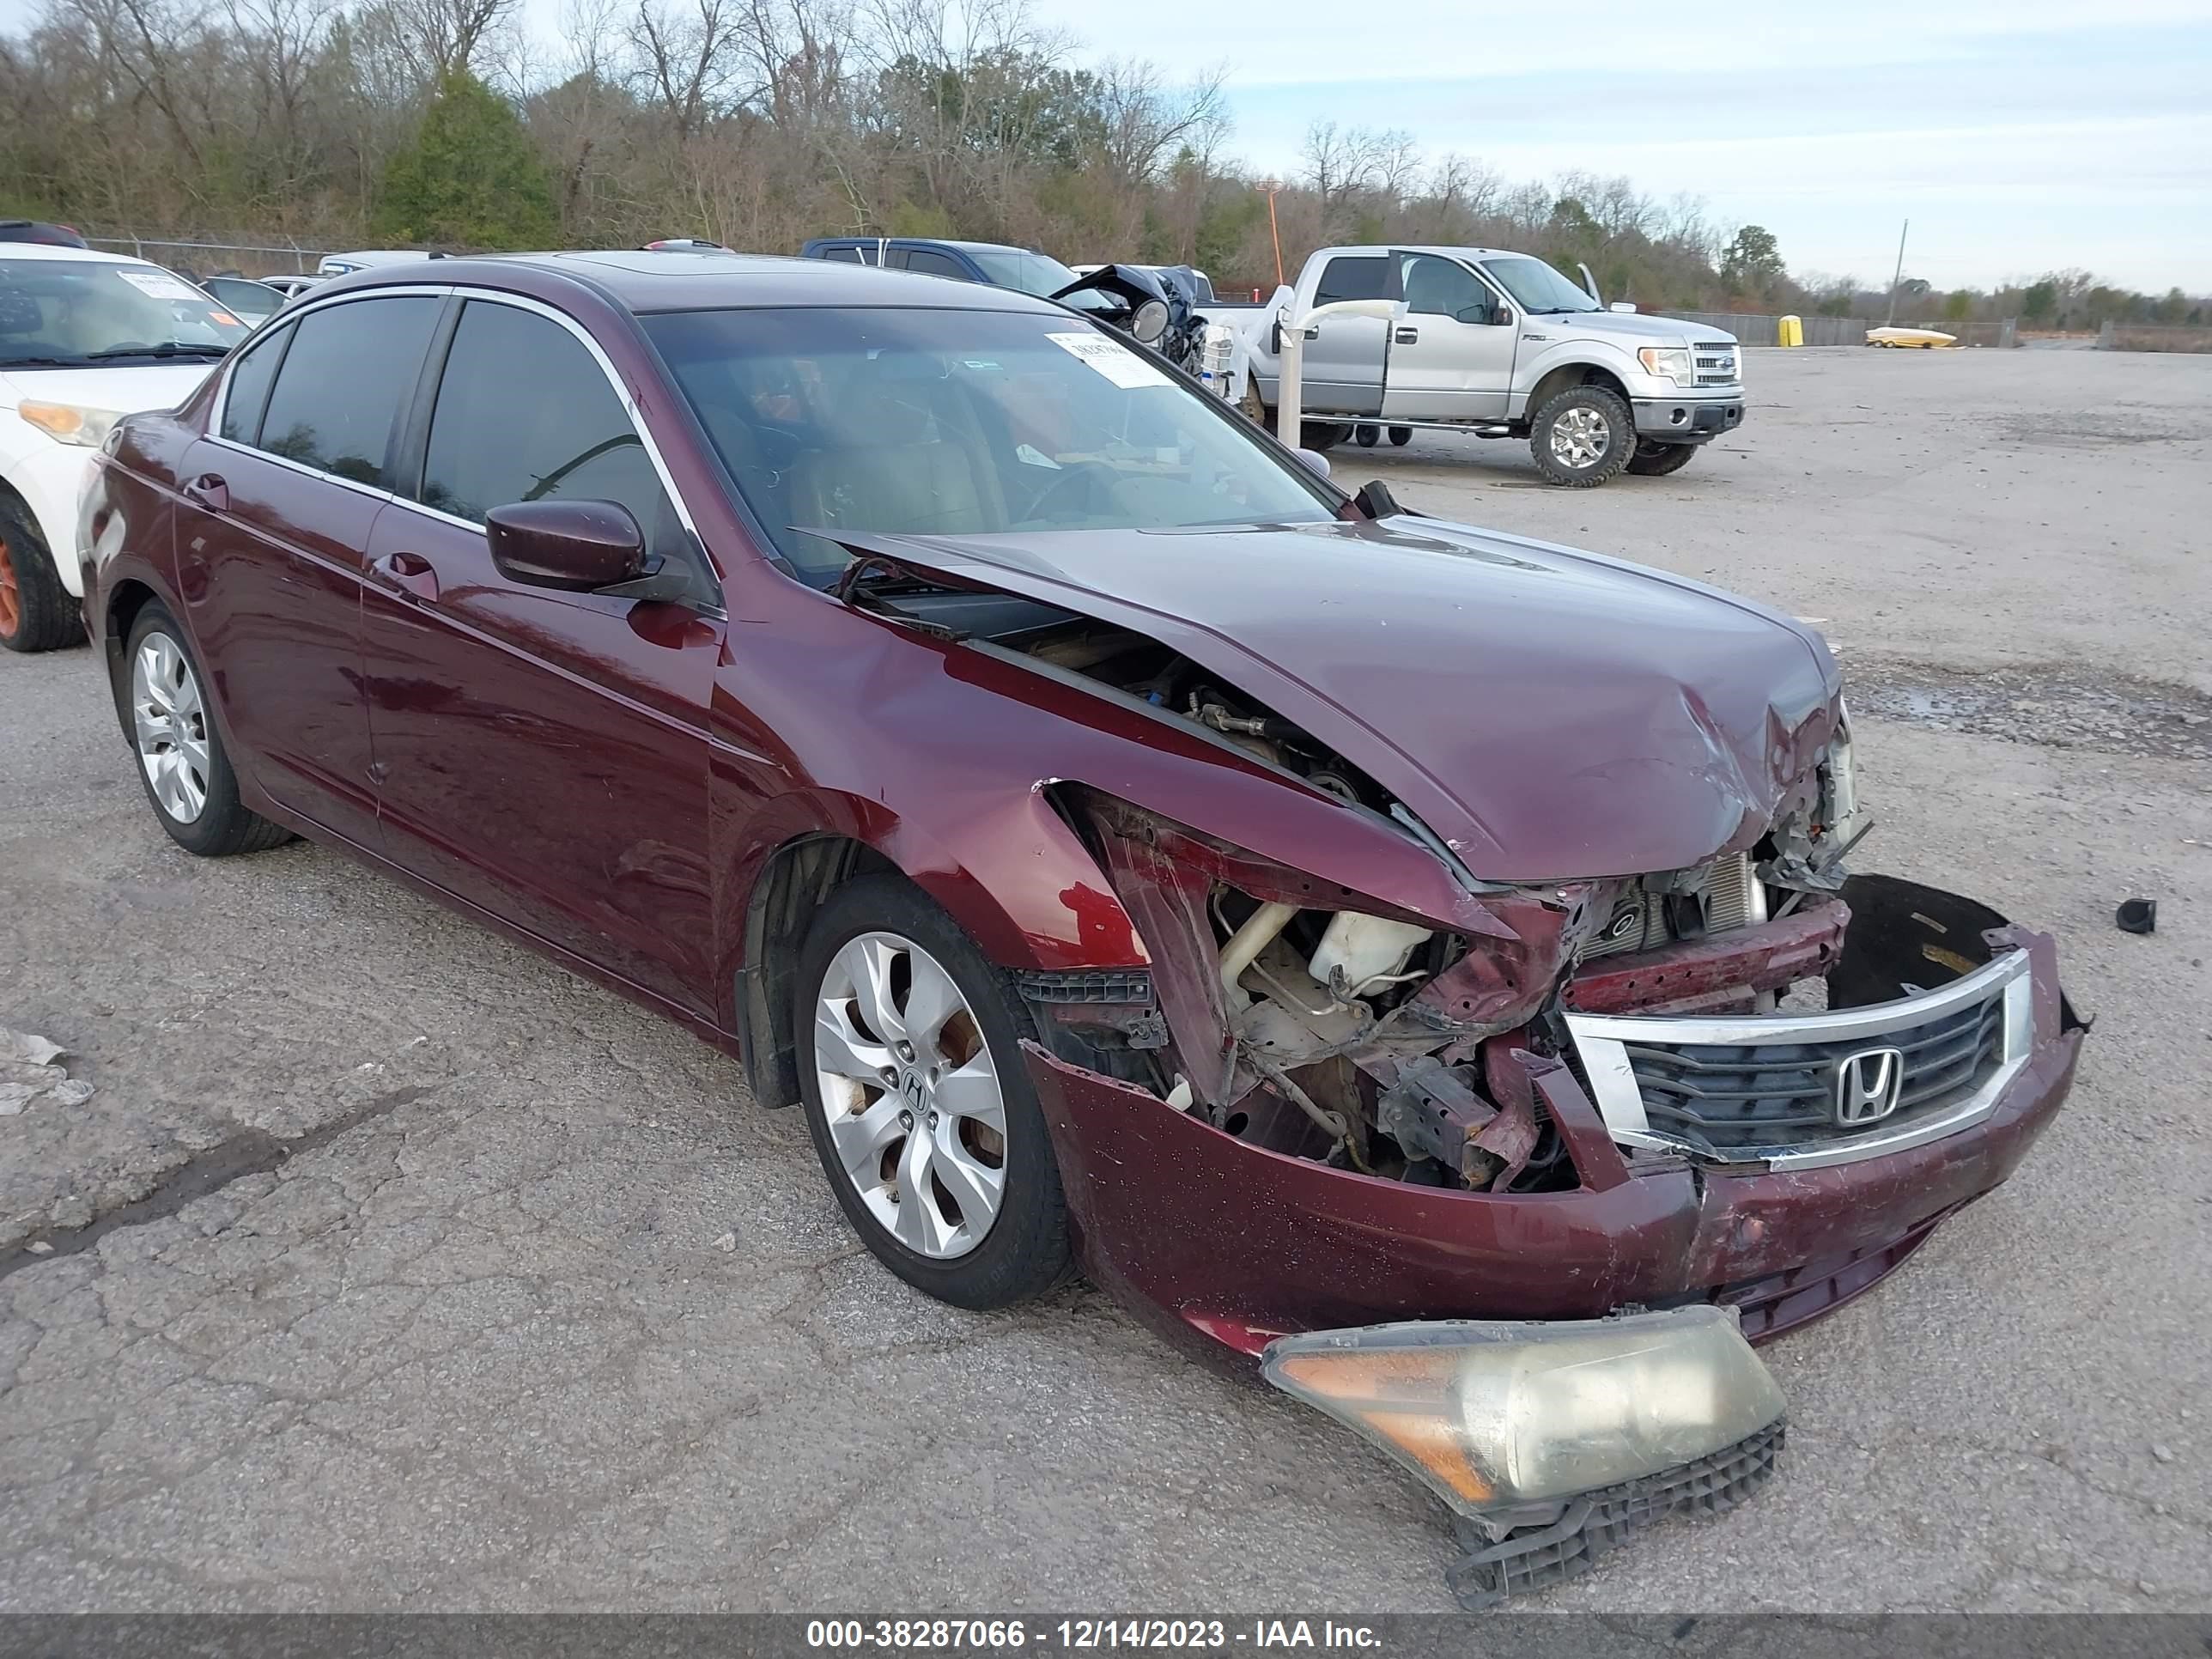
xmin=82 ymin=253 xmax=2087 ymax=1608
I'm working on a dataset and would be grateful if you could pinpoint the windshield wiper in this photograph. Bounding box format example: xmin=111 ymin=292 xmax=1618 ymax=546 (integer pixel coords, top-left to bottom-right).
xmin=0 ymin=354 xmax=91 ymax=368
xmin=82 ymin=341 xmax=232 ymax=361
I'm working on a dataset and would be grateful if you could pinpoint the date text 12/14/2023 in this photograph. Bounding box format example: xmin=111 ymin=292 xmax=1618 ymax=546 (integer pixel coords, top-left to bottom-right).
xmin=804 ymin=1621 xmax=1384 ymax=1650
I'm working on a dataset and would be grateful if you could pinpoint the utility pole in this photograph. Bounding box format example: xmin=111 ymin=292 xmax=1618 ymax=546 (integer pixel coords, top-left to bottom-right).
xmin=1884 ymin=219 xmax=1910 ymax=325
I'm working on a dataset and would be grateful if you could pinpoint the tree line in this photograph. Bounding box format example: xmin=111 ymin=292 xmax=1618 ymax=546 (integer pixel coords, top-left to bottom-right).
xmin=3 ymin=0 xmax=2202 ymax=327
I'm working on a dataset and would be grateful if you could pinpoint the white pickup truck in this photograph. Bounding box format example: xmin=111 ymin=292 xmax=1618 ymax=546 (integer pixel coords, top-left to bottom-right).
xmin=1218 ymin=245 xmax=1745 ymax=487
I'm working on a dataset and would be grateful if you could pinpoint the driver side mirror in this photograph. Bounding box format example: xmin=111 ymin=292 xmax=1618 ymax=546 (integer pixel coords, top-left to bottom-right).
xmin=1293 ymin=448 xmax=1332 ymax=479
xmin=485 ymin=499 xmax=647 ymax=592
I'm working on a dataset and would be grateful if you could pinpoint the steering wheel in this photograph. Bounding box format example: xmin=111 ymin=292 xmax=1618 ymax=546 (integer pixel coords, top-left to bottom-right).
xmin=1018 ymin=460 xmax=1117 ymax=524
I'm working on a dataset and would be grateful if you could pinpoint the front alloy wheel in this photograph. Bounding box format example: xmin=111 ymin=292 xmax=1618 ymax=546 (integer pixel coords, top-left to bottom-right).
xmin=812 ymin=931 xmax=1008 ymax=1260
xmin=1528 ymin=384 xmax=1634 ymax=487
xmin=794 ymin=875 xmax=1073 ymax=1309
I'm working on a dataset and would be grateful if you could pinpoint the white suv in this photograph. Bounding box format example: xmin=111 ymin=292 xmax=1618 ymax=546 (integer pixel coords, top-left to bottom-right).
xmin=0 ymin=243 xmax=250 ymax=650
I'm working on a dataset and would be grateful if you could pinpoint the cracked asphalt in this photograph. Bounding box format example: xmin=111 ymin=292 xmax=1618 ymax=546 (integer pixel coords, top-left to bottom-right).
xmin=3 ymin=348 xmax=2209 ymax=1613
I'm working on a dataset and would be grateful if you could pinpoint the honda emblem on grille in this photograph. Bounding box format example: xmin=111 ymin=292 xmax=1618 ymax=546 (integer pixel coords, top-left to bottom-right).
xmin=1833 ymin=1046 xmax=1905 ymax=1126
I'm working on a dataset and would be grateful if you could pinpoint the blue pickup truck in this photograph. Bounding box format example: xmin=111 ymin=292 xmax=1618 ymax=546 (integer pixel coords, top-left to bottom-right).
xmin=797 ymin=238 xmax=1109 ymax=311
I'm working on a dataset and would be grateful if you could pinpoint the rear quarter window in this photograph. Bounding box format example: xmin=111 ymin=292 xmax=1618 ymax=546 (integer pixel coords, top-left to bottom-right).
xmin=217 ymin=325 xmax=290 ymax=444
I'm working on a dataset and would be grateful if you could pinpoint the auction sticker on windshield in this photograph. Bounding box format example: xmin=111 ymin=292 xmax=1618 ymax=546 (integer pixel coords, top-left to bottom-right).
xmin=115 ymin=270 xmax=204 ymax=301
xmin=1046 ymin=330 xmax=1172 ymax=389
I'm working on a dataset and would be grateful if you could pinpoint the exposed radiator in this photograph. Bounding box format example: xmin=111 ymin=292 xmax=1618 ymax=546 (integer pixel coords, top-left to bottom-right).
xmin=1583 ymin=853 xmax=1763 ymax=960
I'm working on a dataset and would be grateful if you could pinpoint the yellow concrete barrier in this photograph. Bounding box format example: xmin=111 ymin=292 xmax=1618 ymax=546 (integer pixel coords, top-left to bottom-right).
xmin=1778 ymin=314 xmax=1804 ymax=348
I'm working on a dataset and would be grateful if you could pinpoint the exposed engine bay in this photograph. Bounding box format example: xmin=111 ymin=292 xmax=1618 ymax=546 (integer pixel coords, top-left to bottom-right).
xmin=854 ymin=570 xmax=1872 ymax=1190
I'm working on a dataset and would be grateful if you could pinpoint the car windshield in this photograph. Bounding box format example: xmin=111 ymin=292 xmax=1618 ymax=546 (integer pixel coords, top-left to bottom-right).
xmin=1480 ymin=255 xmax=1600 ymax=313
xmin=0 ymin=258 xmax=251 ymax=364
xmin=643 ymin=305 xmax=1338 ymax=586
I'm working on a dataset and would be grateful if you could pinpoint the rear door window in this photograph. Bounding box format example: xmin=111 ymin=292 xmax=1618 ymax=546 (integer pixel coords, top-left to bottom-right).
xmin=900 ymin=248 xmax=971 ymax=280
xmin=255 ymin=296 xmax=440 ymax=486
xmin=416 ymin=300 xmax=679 ymax=556
xmin=1314 ymin=256 xmax=1390 ymax=307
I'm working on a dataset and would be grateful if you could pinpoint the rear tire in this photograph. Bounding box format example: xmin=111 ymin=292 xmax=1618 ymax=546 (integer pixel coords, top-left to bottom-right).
xmin=1626 ymin=441 xmax=1699 ymax=477
xmin=0 ymin=496 xmax=79 ymax=653
xmin=1300 ymin=421 xmax=1354 ymax=452
xmin=795 ymin=875 xmax=1073 ymax=1310
xmin=1354 ymin=424 xmax=1379 ymax=447
xmin=1528 ymin=384 xmax=1634 ymax=488
xmin=1388 ymin=426 xmax=1412 ymax=447
xmin=121 ymin=604 xmax=294 ymax=857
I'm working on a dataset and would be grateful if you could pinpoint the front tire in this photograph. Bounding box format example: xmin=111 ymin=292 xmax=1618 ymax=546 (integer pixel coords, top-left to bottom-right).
xmin=1626 ymin=440 xmax=1699 ymax=477
xmin=0 ymin=496 xmax=79 ymax=653
xmin=796 ymin=875 xmax=1073 ymax=1310
xmin=122 ymin=604 xmax=293 ymax=857
xmin=1528 ymin=384 xmax=1634 ymax=488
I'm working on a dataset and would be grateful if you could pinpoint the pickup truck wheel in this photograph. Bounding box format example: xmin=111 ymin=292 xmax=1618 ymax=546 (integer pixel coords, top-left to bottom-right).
xmin=1388 ymin=426 xmax=1412 ymax=447
xmin=1626 ymin=440 xmax=1699 ymax=477
xmin=1300 ymin=422 xmax=1353 ymax=452
xmin=1354 ymin=424 xmax=1379 ymax=447
xmin=0 ymin=498 xmax=79 ymax=653
xmin=796 ymin=875 xmax=1073 ymax=1310
xmin=1528 ymin=385 xmax=1634 ymax=488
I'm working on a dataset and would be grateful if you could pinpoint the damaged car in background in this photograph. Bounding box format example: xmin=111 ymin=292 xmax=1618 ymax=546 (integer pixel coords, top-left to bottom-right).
xmin=80 ymin=252 xmax=2087 ymax=1608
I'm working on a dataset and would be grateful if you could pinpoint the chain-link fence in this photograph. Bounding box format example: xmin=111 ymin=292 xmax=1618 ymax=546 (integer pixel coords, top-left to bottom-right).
xmin=2099 ymin=321 xmax=2212 ymax=353
xmin=1656 ymin=312 xmax=1871 ymax=347
xmin=82 ymin=236 xmax=328 ymax=276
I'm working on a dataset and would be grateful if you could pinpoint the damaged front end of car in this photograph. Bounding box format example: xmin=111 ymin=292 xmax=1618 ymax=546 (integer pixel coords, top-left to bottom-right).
xmin=827 ymin=525 xmax=2087 ymax=1605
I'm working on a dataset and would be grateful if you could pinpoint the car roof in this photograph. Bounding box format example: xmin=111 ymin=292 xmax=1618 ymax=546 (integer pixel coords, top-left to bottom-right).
xmin=0 ymin=242 xmax=173 ymax=266
xmin=330 ymin=250 xmax=1070 ymax=315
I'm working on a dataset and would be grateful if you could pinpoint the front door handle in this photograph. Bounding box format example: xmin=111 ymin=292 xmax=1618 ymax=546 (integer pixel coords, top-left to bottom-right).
xmin=1395 ymin=326 xmax=1419 ymax=345
xmin=373 ymin=550 xmax=441 ymax=601
xmin=182 ymin=473 xmax=228 ymax=513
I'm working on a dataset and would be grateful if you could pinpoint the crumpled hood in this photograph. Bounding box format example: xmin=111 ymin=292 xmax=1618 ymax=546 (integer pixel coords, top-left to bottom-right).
xmin=842 ymin=517 xmax=1843 ymax=881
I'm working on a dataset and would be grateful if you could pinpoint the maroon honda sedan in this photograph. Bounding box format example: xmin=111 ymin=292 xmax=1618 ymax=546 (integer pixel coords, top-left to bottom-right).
xmin=80 ymin=252 xmax=2084 ymax=1604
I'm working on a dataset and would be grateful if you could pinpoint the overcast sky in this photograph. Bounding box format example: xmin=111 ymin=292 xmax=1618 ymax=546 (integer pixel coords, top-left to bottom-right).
xmin=6 ymin=0 xmax=2205 ymax=289
xmin=1031 ymin=0 xmax=2212 ymax=293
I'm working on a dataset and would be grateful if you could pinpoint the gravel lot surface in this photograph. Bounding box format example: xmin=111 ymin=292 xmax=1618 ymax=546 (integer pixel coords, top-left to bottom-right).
xmin=3 ymin=347 xmax=2207 ymax=1613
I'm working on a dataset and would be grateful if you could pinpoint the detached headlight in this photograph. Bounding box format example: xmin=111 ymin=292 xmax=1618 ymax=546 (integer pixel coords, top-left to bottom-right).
xmin=18 ymin=400 xmax=124 ymax=448
xmin=1635 ymin=346 xmax=1696 ymax=387
xmin=1262 ymin=1305 xmax=1784 ymax=1515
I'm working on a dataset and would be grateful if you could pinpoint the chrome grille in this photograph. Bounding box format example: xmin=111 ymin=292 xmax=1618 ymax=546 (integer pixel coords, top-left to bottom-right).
xmin=1694 ymin=347 xmax=1738 ymax=386
xmin=1565 ymin=947 xmax=2034 ymax=1169
xmin=1623 ymin=994 xmax=2002 ymax=1153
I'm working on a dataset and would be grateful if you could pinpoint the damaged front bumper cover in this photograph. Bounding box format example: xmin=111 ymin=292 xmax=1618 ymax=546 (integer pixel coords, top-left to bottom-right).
xmin=1019 ymin=875 xmax=2084 ymax=1603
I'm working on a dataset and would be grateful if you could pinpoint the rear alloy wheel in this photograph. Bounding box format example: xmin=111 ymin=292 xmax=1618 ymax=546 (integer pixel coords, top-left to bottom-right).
xmin=0 ymin=498 xmax=78 ymax=653
xmin=1626 ymin=440 xmax=1699 ymax=477
xmin=122 ymin=605 xmax=293 ymax=856
xmin=796 ymin=876 xmax=1072 ymax=1309
xmin=1528 ymin=384 xmax=1634 ymax=488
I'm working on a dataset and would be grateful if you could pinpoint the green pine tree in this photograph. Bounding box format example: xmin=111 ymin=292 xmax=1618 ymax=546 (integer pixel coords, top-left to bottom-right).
xmin=372 ymin=71 xmax=559 ymax=250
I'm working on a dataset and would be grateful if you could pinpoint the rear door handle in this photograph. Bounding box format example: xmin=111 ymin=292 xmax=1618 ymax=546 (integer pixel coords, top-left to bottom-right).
xmin=373 ymin=550 xmax=441 ymax=601
xmin=1395 ymin=327 xmax=1419 ymax=345
xmin=182 ymin=473 xmax=228 ymax=512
